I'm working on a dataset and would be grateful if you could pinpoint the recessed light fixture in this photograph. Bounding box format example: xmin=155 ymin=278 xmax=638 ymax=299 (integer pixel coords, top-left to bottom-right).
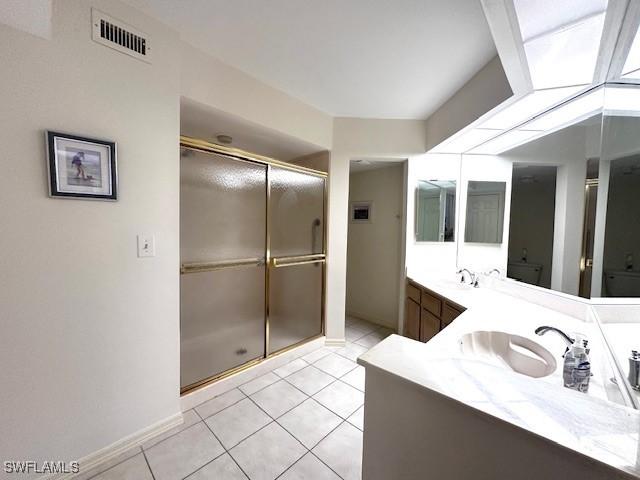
xmin=215 ymin=134 xmax=233 ymax=145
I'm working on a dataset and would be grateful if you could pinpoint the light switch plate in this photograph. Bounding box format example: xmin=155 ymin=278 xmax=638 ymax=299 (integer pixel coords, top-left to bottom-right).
xmin=137 ymin=234 xmax=156 ymax=257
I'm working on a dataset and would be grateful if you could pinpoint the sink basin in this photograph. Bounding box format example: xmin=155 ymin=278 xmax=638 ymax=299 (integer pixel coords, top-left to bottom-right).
xmin=459 ymin=331 xmax=557 ymax=378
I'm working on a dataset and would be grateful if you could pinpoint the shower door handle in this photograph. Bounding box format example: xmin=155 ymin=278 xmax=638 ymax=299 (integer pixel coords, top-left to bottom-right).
xmin=181 ymin=257 xmax=265 ymax=274
xmin=270 ymin=254 xmax=325 ymax=268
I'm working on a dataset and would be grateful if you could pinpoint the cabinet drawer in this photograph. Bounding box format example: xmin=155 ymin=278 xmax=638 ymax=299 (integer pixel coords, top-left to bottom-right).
xmin=421 ymin=289 xmax=442 ymax=317
xmin=420 ymin=308 xmax=440 ymax=342
xmin=407 ymin=282 xmax=421 ymax=303
xmin=405 ymin=298 xmax=421 ymax=340
xmin=441 ymin=302 xmax=464 ymax=329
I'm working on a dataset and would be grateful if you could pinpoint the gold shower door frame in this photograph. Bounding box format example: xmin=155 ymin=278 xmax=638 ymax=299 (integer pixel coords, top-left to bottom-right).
xmin=179 ymin=136 xmax=328 ymax=395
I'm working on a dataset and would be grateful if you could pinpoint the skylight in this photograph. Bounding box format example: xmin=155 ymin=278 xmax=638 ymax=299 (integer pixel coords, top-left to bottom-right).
xmin=622 ymin=24 xmax=640 ymax=77
xmin=523 ymin=13 xmax=606 ymax=89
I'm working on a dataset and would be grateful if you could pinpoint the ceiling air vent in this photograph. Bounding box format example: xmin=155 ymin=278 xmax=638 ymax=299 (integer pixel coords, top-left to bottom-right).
xmin=91 ymin=9 xmax=151 ymax=63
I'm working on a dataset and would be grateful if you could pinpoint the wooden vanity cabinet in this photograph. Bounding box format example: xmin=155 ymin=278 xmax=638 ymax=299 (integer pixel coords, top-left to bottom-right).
xmin=405 ymin=278 xmax=465 ymax=342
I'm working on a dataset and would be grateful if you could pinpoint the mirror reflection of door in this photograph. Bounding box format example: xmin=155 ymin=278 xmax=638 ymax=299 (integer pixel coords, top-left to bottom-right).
xmin=508 ymin=165 xmax=557 ymax=288
xmin=464 ymin=181 xmax=506 ymax=244
xmin=415 ymin=180 xmax=456 ymax=242
xmin=602 ymin=154 xmax=640 ymax=297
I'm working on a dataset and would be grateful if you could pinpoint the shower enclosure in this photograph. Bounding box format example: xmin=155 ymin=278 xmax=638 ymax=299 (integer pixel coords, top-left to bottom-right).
xmin=179 ymin=137 xmax=326 ymax=393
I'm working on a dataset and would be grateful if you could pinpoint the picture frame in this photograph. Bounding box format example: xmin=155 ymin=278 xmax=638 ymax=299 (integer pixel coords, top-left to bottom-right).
xmin=46 ymin=131 xmax=117 ymax=200
xmin=351 ymin=201 xmax=373 ymax=223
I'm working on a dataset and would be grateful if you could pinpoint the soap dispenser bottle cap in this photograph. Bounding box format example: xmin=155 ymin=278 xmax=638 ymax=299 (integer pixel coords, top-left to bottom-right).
xmin=572 ymin=333 xmax=587 ymax=354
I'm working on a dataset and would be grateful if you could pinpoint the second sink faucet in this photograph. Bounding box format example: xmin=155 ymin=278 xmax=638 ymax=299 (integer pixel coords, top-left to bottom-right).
xmin=457 ymin=268 xmax=479 ymax=287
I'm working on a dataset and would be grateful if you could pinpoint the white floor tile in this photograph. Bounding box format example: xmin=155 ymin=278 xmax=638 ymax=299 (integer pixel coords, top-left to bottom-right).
xmin=88 ymin=453 xmax=153 ymax=480
xmin=354 ymin=330 xmax=389 ymax=349
xmin=345 ymin=327 xmax=368 ymax=342
xmin=273 ymin=358 xmax=308 ymax=378
xmin=239 ymin=372 xmax=280 ymax=396
xmin=250 ymin=380 xmax=307 ymax=418
xmin=335 ymin=343 xmax=368 ymax=362
xmin=278 ymin=398 xmax=342 ymax=449
xmin=195 ymin=388 xmax=245 ymax=420
xmin=313 ymin=381 xmax=364 ymax=419
xmin=145 ymin=423 xmax=224 ymax=480
xmin=230 ymin=422 xmax=305 ymax=480
xmin=312 ymin=422 xmax=363 ymax=480
xmin=313 ymin=353 xmax=357 ymax=378
xmin=279 ymin=453 xmax=341 ymax=480
xmin=301 ymin=348 xmax=332 ymax=364
xmin=75 ymin=447 xmax=142 ymax=480
xmin=347 ymin=406 xmax=364 ymax=431
xmin=186 ymin=453 xmax=247 ymax=480
xmin=340 ymin=365 xmax=365 ymax=392
xmin=205 ymin=398 xmax=271 ymax=449
xmin=352 ymin=322 xmax=378 ymax=335
xmin=285 ymin=366 xmax=335 ymax=396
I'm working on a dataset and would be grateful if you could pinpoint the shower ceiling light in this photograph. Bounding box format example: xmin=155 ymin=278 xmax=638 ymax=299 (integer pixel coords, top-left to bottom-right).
xmin=215 ymin=134 xmax=233 ymax=145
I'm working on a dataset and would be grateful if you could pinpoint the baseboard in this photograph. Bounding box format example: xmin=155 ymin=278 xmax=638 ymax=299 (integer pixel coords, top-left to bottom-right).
xmin=324 ymin=338 xmax=347 ymax=347
xmin=346 ymin=310 xmax=396 ymax=330
xmin=41 ymin=412 xmax=183 ymax=480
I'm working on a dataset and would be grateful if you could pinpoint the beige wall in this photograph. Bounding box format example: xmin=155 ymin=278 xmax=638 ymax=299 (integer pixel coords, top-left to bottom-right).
xmin=291 ymin=150 xmax=330 ymax=173
xmin=0 ymin=0 xmax=181 ymax=470
xmin=327 ymin=118 xmax=426 ymax=343
xmin=180 ymin=42 xmax=333 ymax=151
xmin=425 ymin=56 xmax=512 ymax=151
xmin=347 ymin=165 xmax=404 ymax=329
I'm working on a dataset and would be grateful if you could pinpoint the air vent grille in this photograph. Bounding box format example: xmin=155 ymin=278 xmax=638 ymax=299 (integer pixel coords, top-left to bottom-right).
xmin=92 ymin=9 xmax=151 ymax=63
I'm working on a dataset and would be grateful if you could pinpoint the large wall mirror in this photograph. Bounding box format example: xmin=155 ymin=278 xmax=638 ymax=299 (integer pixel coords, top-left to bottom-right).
xmin=455 ymin=84 xmax=640 ymax=298
xmin=464 ymin=181 xmax=505 ymax=244
xmin=598 ymin=109 xmax=640 ymax=297
xmin=491 ymin=111 xmax=604 ymax=297
xmin=415 ymin=180 xmax=456 ymax=242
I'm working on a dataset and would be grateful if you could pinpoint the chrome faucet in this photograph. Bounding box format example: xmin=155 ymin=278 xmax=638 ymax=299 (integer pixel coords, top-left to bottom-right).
xmin=485 ymin=268 xmax=501 ymax=277
xmin=534 ymin=326 xmax=575 ymax=348
xmin=457 ymin=268 xmax=479 ymax=287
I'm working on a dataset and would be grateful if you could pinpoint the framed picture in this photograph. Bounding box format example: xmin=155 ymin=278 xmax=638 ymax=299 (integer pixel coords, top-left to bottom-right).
xmin=351 ymin=201 xmax=373 ymax=223
xmin=46 ymin=131 xmax=117 ymax=200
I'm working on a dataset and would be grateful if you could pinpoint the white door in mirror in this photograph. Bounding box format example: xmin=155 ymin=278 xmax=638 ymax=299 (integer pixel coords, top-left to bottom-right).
xmin=137 ymin=234 xmax=156 ymax=257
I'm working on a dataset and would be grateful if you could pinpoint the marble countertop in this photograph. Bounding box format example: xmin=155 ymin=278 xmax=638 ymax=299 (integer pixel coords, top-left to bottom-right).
xmin=359 ymin=274 xmax=640 ymax=478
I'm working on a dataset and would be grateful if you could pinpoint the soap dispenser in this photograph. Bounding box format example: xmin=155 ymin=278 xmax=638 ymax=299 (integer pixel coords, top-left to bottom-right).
xmin=563 ymin=334 xmax=590 ymax=393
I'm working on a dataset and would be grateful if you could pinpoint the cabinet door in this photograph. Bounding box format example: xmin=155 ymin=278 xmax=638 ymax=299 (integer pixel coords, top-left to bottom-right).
xmin=441 ymin=302 xmax=463 ymax=330
xmin=420 ymin=308 xmax=440 ymax=342
xmin=405 ymin=298 xmax=421 ymax=340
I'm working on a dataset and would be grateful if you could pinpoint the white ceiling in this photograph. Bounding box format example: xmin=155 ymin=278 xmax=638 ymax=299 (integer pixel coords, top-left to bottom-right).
xmin=181 ymin=98 xmax=323 ymax=161
xmin=350 ymin=158 xmax=405 ymax=173
xmin=125 ymin=0 xmax=496 ymax=119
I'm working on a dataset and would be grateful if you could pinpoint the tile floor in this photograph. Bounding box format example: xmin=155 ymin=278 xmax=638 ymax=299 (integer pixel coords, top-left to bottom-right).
xmin=80 ymin=317 xmax=392 ymax=480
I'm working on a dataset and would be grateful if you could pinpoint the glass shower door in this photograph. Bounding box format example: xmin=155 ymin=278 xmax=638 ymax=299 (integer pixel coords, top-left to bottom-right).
xmin=268 ymin=167 xmax=325 ymax=354
xmin=180 ymin=150 xmax=267 ymax=391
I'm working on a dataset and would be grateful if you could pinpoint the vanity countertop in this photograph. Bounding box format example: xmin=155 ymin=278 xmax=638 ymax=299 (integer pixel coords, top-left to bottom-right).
xmin=359 ymin=274 xmax=640 ymax=478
